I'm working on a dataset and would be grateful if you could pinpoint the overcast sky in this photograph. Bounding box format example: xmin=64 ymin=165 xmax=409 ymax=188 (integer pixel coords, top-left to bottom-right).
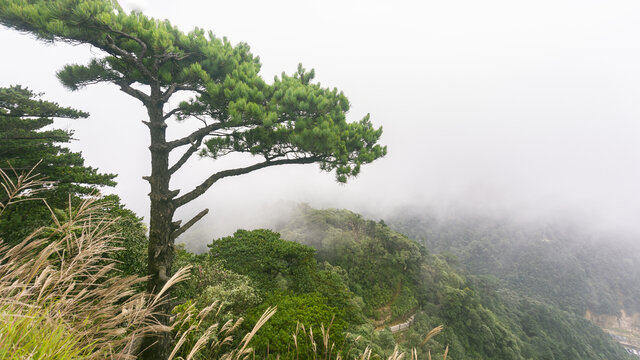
xmin=1 ymin=0 xmax=640 ymax=242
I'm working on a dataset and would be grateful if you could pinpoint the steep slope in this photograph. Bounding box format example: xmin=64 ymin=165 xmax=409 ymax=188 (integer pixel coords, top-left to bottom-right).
xmin=277 ymin=205 xmax=633 ymax=359
xmin=387 ymin=207 xmax=640 ymax=357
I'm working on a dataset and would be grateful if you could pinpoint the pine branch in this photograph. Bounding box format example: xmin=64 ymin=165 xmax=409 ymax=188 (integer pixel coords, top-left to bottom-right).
xmin=116 ymin=79 xmax=151 ymax=103
xmin=163 ymin=107 xmax=182 ymax=121
xmin=166 ymin=123 xmax=223 ymax=150
xmin=173 ymin=156 xmax=319 ymax=208
xmin=161 ymin=84 xmax=202 ymax=103
xmin=168 ymin=138 xmax=202 ymax=175
xmin=170 ymin=208 xmax=209 ymax=240
xmin=104 ymin=34 xmax=156 ymax=83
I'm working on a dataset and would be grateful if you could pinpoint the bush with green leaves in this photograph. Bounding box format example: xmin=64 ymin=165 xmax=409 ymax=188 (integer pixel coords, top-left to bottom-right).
xmin=243 ymin=291 xmax=347 ymax=359
xmin=208 ymin=229 xmax=317 ymax=293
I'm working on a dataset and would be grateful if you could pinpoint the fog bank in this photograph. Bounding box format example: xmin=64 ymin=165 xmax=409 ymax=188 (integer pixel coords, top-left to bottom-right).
xmin=1 ymin=0 xmax=639 ymax=245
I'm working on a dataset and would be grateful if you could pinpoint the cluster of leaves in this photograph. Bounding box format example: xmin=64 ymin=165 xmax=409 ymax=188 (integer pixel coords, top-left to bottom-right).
xmin=172 ymin=229 xmax=364 ymax=358
xmin=280 ymin=207 xmax=424 ymax=317
xmin=208 ymin=229 xmax=317 ymax=293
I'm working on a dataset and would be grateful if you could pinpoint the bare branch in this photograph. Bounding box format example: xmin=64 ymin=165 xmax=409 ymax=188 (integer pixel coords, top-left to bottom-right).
xmin=160 ymin=84 xmax=177 ymax=103
xmin=116 ymin=79 xmax=150 ymax=103
xmin=174 ymin=156 xmax=320 ymax=208
xmin=168 ymin=138 xmax=202 ymax=175
xmin=171 ymin=208 xmax=209 ymax=240
xmin=161 ymin=84 xmax=202 ymax=103
xmin=163 ymin=107 xmax=181 ymax=121
xmin=166 ymin=123 xmax=223 ymax=150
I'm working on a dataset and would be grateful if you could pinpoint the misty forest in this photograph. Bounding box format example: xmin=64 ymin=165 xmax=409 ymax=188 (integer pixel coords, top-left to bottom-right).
xmin=1 ymin=1 xmax=640 ymax=359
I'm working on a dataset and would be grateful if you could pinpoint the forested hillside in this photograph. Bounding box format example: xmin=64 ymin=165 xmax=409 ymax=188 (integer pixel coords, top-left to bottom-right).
xmin=387 ymin=207 xmax=640 ymax=356
xmin=387 ymin=209 xmax=640 ymax=316
xmin=270 ymin=205 xmax=634 ymax=359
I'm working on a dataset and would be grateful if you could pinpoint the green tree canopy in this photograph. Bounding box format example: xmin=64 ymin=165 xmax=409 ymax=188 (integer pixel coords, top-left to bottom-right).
xmin=0 ymin=85 xmax=115 ymax=195
xmin=0 ymin=85 xmax=116 ymax=242
xmin=208 ymin=229 xmax=317 ymax=293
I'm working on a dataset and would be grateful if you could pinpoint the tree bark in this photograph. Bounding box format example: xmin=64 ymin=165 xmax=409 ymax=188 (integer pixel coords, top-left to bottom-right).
xmin=141 ymin=96 xmax=176 ymax=360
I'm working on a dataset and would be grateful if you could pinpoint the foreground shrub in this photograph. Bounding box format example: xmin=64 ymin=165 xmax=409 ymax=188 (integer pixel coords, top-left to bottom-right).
xmin=0 ymin=168 xmax=183 ymax=359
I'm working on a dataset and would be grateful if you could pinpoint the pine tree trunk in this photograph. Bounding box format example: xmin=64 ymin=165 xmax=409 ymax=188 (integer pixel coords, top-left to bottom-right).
xmin=141 ymin=98 xmax=176 ymax=360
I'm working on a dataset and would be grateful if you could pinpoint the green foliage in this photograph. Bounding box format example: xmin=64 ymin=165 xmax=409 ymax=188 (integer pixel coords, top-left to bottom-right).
xmin=278 ymin=206 xmax=634 ymax=360
xmin=0 ymin=85 xmax=116 ymax=244
xmin=388 ymin=209 xmax=637 ymax=360
xmin=281 ymin=206 xmax=423 ymax=316
xmin=187 ymin=229 xmax=368 ymax=357
xmin=103 ymin=195 xmax=148 ymax=277
xmin=244 ymin=291 xmax=347 ymax=359
xmin=0 ymin=84 xmax=115 ymax=193
xmin=208 ymin=229 xmax=317 ymax=293
xmin=1 ymin=5 xmax=386 ymax=356
xmin=0 ymin=1 xmax=386 ymax=183
xmin=172 ymin=246 xmax=261 ymax=316
xmin=0 ymin=308 xmax=94 ymax=359
xmin=314 ymin=262 xmax=367 ymax=325
xmin=389 ymin=210 xmax=640 ymax=316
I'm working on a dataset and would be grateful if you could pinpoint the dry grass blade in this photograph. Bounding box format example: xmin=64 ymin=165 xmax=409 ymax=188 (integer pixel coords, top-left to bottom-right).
xmin=186 ymin=324 xmax=217 ymax=360
xmin=387 ymin=345 xmax=405 ymax=360
xmin=358 ymin=346 xmax=372 ymax=360
xmin=0 ymin=161 xmax=50 ymax=217
xmin=0 ymin=166 xmax=182 ymax=359
xmin=168 ymin=323 xmax=197 ymax=360
xmin=420 ymin=325 xmax=444 ymax=346
xmin=151 ymin=265 xmax=192 ymax=308
xmin=237 ymin=306 xmax=277 ymax=356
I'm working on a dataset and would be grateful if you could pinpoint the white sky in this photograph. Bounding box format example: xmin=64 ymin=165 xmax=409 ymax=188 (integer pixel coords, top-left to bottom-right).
xmin=2 ymin=0 xmax=640 ymax=243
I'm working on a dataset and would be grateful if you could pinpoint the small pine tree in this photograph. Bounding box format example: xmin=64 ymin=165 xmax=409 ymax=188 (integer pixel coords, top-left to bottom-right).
xmin=0 ymin=85 xmax=116 ymax=242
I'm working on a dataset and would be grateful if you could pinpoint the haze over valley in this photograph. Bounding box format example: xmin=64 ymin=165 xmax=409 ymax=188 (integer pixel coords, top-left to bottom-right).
xmin=2 ymin=1 xmax=640 ymax=359
xmin=2 ymin=0 xmax=640 ymax=240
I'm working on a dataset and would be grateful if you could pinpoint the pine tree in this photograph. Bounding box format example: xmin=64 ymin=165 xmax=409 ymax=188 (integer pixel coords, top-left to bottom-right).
xmin=0 ymin=85 xmax=116 ymax=242
xmin=0 ymin=2 xmax=386 ymax=357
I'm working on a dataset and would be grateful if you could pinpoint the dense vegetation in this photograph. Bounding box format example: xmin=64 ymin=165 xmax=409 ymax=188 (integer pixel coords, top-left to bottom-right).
xmin=388 ymin=208 xmax=640 ymax=316
xmin=0 ymin=85 xmax=117 ymax=243
xmin=199 ymin=209 xmax=514 ymax=358
xmin=274 ymin=206 xmax=634 ymax=359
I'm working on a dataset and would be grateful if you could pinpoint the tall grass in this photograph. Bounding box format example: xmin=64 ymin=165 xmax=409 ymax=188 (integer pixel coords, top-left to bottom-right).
xmin=0 ymin=166 xmax=272 ymax=359
xmin=0 ymin=307 xmax=94 ymax=359
xmin=0 ymin=167 xmax=181 ymax=359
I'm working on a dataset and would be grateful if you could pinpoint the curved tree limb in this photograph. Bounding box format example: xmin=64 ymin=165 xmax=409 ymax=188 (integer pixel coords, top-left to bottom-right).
xmin=168 ymin=138 xmax=202 ymax=175
xmin=173 ymin=156 xmax=320 ymax=208
xmin=166 ymin=123 xmax=223 ymax=150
